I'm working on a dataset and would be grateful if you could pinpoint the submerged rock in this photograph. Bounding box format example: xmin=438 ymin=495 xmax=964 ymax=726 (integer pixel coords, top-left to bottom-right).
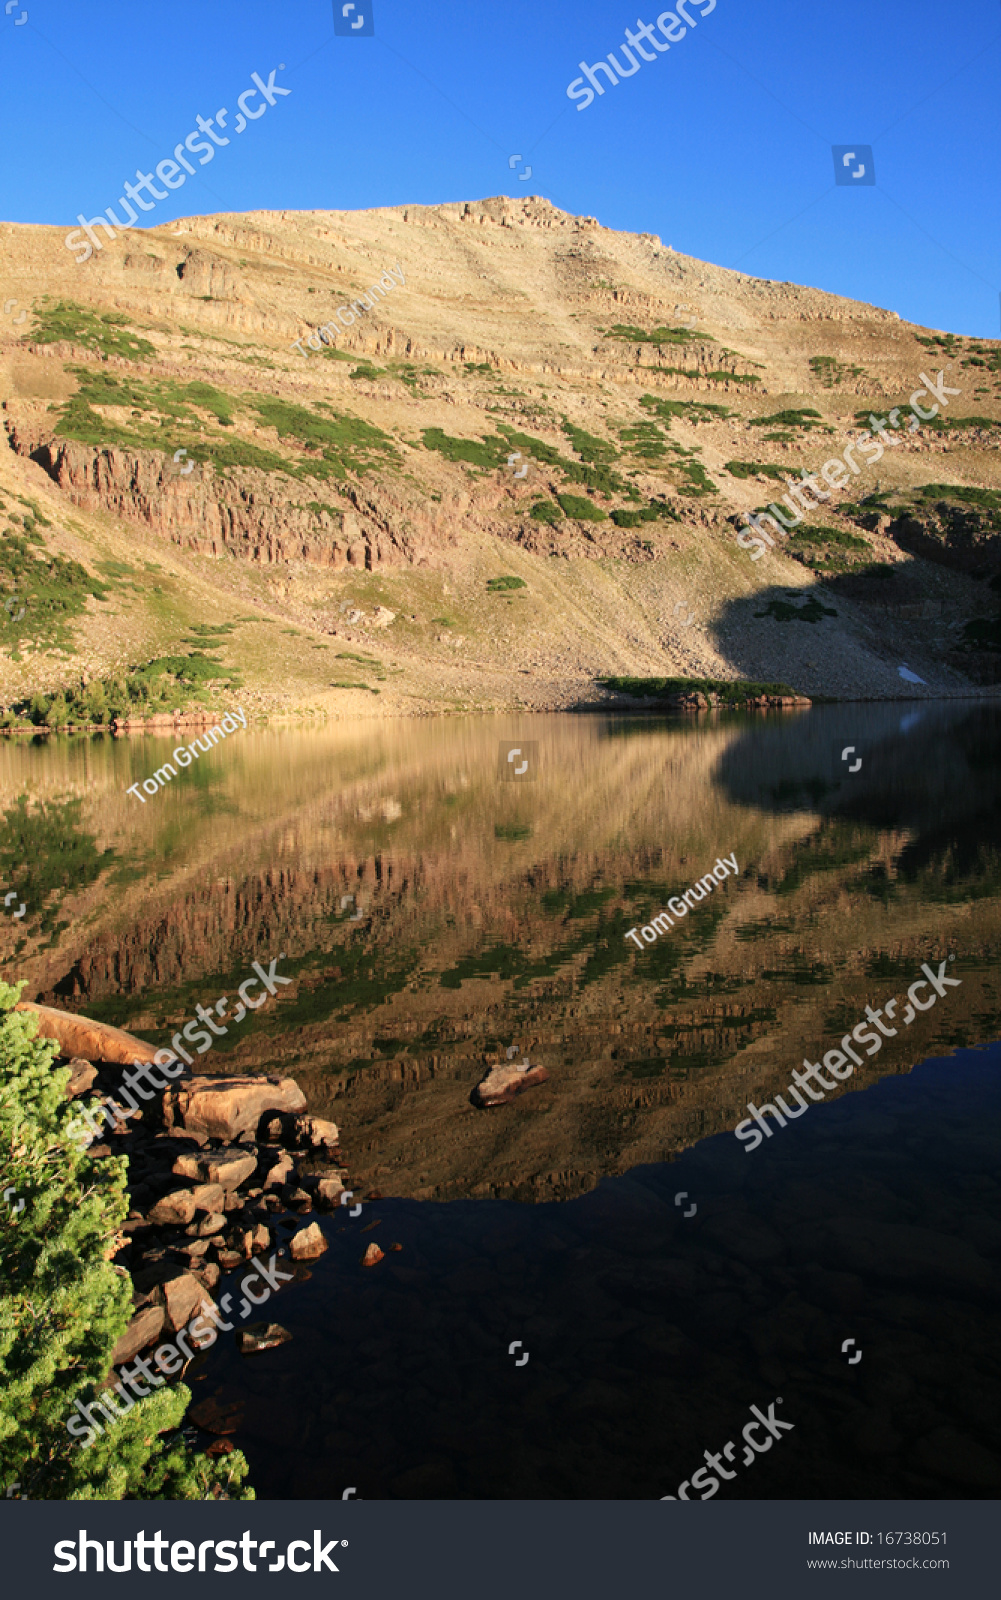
xmin=237 ymin=1321 xmax=293 ymax=1356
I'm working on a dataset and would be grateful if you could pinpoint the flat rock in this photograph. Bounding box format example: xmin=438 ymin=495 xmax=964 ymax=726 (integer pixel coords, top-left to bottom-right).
xmin=16 ymin=1002 xmax=162 ymax=1065
xmin=472 ymin=1061 xmax=549 ymax=1108
xmin=164 ymin=1076 xmax=306 ymax=1142
xmin=290 ymin=1221 xmax=327 ymax=1260
xmin=191 ymin=1182 xmax=226 ymax=1214
xmin=161 ymin=1270 xmax=213 ymax=1333
xmin=147 ymin=1189 xmax=197 ymax=1226
xmin=237 ymin=1321 xmax=293 ymax=1355
xmin=205 ymin=1148 xmax=258 ymax=1189
xmin=110 ymin=1303 xmax=165 ymax=1365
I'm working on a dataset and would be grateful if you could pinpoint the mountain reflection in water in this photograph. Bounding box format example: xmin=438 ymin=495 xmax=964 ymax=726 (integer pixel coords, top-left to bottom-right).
xmin=2 ymin=703 xmax=999 ymax=1497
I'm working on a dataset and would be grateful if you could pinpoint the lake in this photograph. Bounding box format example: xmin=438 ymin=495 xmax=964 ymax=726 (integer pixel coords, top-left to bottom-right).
xmin=3 ymin=702 xmax=999 ymax=1497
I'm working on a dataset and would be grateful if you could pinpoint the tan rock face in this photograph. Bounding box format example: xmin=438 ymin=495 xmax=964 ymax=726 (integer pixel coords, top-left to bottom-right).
xmin=290 ymin=1221 xmax=327 ymax=1260
xmin=164 ymin=1076 xmax=307 ymax=1141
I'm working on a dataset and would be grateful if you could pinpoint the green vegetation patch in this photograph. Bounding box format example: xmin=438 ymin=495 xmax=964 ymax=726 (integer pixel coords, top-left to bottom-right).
xmin=498 ymin=427 xmax=625 ymax=495
xmin=750 ymin=408 xmax=828 ymax=432
xmin=725 ymin=460 xmax=790 ymax=481
xmin=603 ymin=323 xmax=701 ymax=346
xmin=599 ymin=676 xmax=800 ymax=701
xmin=561 ymin=418 xmax=619 ymax=463
xmin=755 ymin=594 xmax=838 ymax=623
xmin=0 ymin=532 xmax=109 ymax=652
xmin=50 ymin=370 xmax=392 ymax=482
xmin=421 ymin=427 xmax=508 ymax=469
xmin=706 ymin=369 xmax=760 ymax=387
xmin=3 ymin=653 xmax=242 ymax=730
xmin=486 ymin=575 xmax=527 ymax=591
xmin=638 ymin=394 xmax=735 ymax=425
xmin=249 ymin=396 xmax=395 ymax=480
xmin=918 ymin=484 xmax=1001 ymax=510
xmin=28 ymin=299 xmax=156 ymax=361
xmin=530 ymin=500 xmax=563 ymax=523
xmin=810 ymin=355 xmax=865 ymax=388
xmin=557 ymin=493 xmax=607 ymax=522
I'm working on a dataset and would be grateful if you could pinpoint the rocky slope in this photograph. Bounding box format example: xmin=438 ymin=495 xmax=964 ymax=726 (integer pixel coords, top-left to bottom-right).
xmin=1 ymin=196 xmax=999 ymax=711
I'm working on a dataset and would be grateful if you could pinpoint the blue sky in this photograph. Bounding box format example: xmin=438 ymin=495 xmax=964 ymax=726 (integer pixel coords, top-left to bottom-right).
xmin=1 ymin=0 xmax=999 ymax=336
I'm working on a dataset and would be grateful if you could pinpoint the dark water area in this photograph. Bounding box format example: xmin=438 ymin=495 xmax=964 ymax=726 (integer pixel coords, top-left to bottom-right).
xmin=4 ymin=700 xmax=1001 ymax=1501
xmin=194 ymin=1042 xmax=1001 ymax=1500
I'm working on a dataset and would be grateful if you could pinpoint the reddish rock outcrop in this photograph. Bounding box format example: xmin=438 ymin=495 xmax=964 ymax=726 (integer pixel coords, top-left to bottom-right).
xmin=163 ymin=1075 xmax=307 ymax=1141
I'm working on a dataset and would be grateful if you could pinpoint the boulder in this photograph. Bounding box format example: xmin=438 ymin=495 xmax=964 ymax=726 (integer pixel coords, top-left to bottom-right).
xmin=305 ymin=1116 xmax=340 ymax=1148
xmin=237 ymin=1322 xmax=292 ymax=1356
xmin=16 ymin=1002 xmax=162 ymax=1065
xmin=206 ymin=1148 xmax=258 ymax=1189
xmin=361 ymin=1242 xmax=385 ymax=1267
xmin=316 ymin=1176 xmax=345 ymax=1207
xmin=66 ymin=1058 xmax=98 ymax=1099
xmin=472 ymin=1061 xmax=549 ymax=1108
xmin=263 ymin=1151 xmax=295 ymax=1191
xmin=111 ymin=1304 xmax=165 ymax=1365
xmin=164 ymin=1076 xmax=306 ymax=1142
xmin=147 ymin=1189 xmax=197 ymax=1226
xmin=194 ymin=1212 xmax=227 ymax=1237
xmin=161 ymin=1270 xmax=212 ymax=1333
xmin=290 ymin=1221 xmax=327 ymax=1260
xmin=191 ymin=1182 xmax=225 ymax=1214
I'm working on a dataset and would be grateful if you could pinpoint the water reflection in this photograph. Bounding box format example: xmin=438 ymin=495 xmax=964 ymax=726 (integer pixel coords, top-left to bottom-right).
xmin=2 ymin=705 xmax=998 ymax=1201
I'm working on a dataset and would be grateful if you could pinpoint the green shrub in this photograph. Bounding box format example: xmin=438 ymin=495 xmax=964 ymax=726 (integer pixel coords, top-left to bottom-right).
xmin=561 ymin=418 xmax=618 ymax=463
xmin=725 ymin=460 xmax=789 ymax=481
xmin=28 ymin=300 xmax=156 ymax=361
xmin=755 ymin=595 xmax=838 ymax=623
xmin=598 ymin=676 xmax=800 ymax=701
xmin=557 ymin=493 xmax=607 ymax=521
xmin=529 ymin=500 xmax=563 ymax=523
xmin=421 ymin=428 xmax=508 ymax=468
xmin=0 ymin=985 xmax=253 ymax=1499
xmin=486 ymin=576 xmax=527 ymax=591
xmin=750 ymin=408 xmax=826 ymax=431
xmin=639 ymin=395 xmax=735 ymax=424
xmin=810 ymin=355 xmax=865 ymax=388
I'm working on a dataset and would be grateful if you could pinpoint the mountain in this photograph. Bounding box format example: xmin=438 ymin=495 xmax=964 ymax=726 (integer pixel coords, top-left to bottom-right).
xmin=1 ymin=194 xmax=1000 ymax=715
